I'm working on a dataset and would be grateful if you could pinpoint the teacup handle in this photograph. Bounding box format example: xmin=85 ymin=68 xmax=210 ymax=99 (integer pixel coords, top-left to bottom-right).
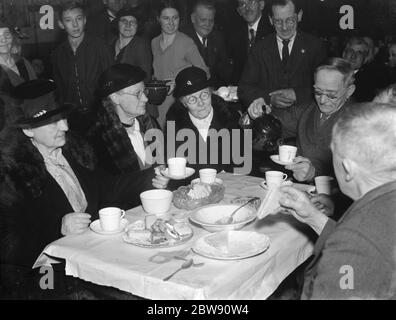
xmin=120 ymin=210 xmax=126 ymax=219
xmin=282 ymin=174 xmax=288 ymax=181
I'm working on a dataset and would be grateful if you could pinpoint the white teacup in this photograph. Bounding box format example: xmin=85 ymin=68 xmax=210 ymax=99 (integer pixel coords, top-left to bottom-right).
xmin=279 ymin=145 xmax=297 ymax=163
xmin=99 ymin=207 xmax=125 ymax=232
xmin=314 ymin=176 xmax=334 ymax=195
xmin=199 ymin=168 xmax=217 ymax=184
xmin=264 ymin=171 xmax=288 ymax=189
xmin=168 ymin=157 xmax=187 ymax=177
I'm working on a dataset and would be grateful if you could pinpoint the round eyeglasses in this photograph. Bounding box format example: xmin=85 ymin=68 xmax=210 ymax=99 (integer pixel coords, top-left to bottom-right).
xmin=119 ymin=18 xmax=138 ymax=27
xmin=185 ymin=90 xmax=211 ymax=105
xmin=237 ymin=0 xmax=258 ymax=13
xmin=313 ymin=87 xmax=344 ymax=101
xmin=272 ymin=16 xmax=297 ymax=28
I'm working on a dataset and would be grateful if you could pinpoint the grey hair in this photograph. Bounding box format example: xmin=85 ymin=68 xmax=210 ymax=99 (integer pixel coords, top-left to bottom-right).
xmin=315 ymin=57 xmax=355 ymax=87
xmin=332 ymin=102 xmax=396 ymax=173
xmin=193 ymin=0 xmax=216 ymax=12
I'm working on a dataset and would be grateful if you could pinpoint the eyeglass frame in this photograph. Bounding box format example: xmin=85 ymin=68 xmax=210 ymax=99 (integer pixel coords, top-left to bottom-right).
xmin=119 ymin=18 xmax=138 ymax=27
xmin=271 ymin=14 xmax=298 ymax=28
xmin=313 ymin=85 xmax=348 ymax=101
xmin=184 ymin=90 xmax=211 ymax=105
xmin=237 ymin=0 xmax=259 ymax=13
xmin=344 ymin=47 xmax=368 ymax=57
xmin=121 ymin=88 xmax=149 ymax=100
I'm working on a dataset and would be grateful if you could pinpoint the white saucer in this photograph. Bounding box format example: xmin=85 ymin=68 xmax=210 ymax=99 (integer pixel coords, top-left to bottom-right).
xmin=260 ymin=180 xmax=291 ymax=190
xmin=90 ymin=219 xmax=128 ymax=235
xmin=161 ymin=167 xmax=195 ymax=180
xmin=270 ymin=155 xmax=295 ymax=166
xmin=191 ymin=178 xmax=223 ymax=185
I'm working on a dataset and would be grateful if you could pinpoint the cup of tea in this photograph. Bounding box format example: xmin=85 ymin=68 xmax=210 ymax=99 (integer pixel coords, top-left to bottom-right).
xmin=99 ymin=207 xmax=125 ymax=232
xmin=264 ymin=171 xmax=288 ymax=189
xmin=279 ymin=145 xmax=297 ymax=163
xmin=314 ymin=176 xmax=334 ymax=195
xmin=168 ymin=157 xmax=187 ymax=177
xmin=199 ymin=168 xmax=217 ymax=184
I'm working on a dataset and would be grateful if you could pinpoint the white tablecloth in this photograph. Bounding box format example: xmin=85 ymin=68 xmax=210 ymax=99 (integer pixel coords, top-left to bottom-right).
xmin=34 ymin=173 xmax=315 ymax=300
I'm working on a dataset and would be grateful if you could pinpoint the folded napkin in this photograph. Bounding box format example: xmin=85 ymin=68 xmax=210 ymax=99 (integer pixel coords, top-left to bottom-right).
xmin=256 ymin=186 xmax=283 ymax=219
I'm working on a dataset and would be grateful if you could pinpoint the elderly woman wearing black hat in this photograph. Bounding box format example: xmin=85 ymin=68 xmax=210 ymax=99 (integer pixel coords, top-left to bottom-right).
xmin=0 ymin=79 xmax=163 ymax=298
xmin=90 ymin=63 xmax=167 ymax=183
xmin=166 ymin=66 xmax=244 ymax=173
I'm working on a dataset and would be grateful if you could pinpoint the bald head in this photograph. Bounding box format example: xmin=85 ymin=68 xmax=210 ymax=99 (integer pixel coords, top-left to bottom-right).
xmin=332 ymin=102 xmax=396 ymax=174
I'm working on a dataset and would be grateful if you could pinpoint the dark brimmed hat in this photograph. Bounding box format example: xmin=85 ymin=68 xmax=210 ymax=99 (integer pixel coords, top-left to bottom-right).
xmin=116 ymin=6 xmax=142 ymax=23
xmin=13 ymin=79 xmax=75 ymax=129
xmin=174 ymin=66 xmax=211 ymax=98
xmin=0 ymin=18 xmax=13 ymax=30
xmin=96 ymin=64 xmax=146 ymax=98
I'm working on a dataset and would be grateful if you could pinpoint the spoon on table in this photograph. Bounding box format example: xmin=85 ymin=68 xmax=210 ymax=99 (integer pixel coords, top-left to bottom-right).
xmin=216 ymin=197 xmax=260 ymax=224
xmin=174 ymin=256 xmax=205 ymax=267
xmin=163 ymin=259 xmax=194 ymax=281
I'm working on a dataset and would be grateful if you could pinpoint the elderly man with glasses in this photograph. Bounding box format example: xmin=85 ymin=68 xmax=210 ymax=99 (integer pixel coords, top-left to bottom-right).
xmin=239 ymin=0 xmax=326 ymax=126
xmin=166 ymin=66 xmax=243 ymax=173
xmin=279 ymin=101 xmax=396 ymax=299
xmin=248 ymin=58 xmax=355 ymax=184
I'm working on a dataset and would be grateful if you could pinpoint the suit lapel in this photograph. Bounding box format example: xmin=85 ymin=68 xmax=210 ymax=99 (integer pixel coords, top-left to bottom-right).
xmin=268 ymin=34 xmax=282 ymax=66
xmin=287 ymin=33 xmax=305 ymax=76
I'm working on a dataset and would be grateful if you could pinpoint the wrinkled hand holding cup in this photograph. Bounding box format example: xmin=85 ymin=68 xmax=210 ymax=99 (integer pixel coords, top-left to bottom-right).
xmin=168 ymin=157 xmax=187 ymax=177
xmin=279 ymin=145 xmax=297 ymax=163
xmin=99 ymin=207 xmax=125 ymax=232
xmin=314 ymin=176 xmax=334 ymax=195
xmin=263 ymin=171 xmax=288 ymax=189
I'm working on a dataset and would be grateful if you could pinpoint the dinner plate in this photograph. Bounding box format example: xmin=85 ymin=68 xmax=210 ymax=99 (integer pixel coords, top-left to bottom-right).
xmin=161 ymin=167 xmax=195 ymax=180
xmin=123 ymin=228 xmax=193 ymax=248
xmin=191 ymin=178 xmax=223 ymax=185
xmin=90 ymin=219 xmax=128 ymax=235
xmin=270 ymin=155 xmax=294 ymax=166
xmin=192 ymin=231 xmax=270 ymax=260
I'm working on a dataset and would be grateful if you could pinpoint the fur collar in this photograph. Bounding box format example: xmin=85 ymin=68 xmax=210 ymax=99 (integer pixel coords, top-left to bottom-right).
xmin=0 ymin=129 xmax=96 ymax=208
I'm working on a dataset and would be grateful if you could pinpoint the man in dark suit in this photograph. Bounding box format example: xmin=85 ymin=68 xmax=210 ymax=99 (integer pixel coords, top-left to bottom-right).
xmin=86 ymin=0 xmax=125 ymax=44
xmin=239 ymin=0 xmax=326 ymax=120
xmin=227 ymin=0 xmax=273 ymax=84
xmin=182 ymin=0 xmax=233 ymax=88
xmin=342 ymin=36 xmax=389 ymax=102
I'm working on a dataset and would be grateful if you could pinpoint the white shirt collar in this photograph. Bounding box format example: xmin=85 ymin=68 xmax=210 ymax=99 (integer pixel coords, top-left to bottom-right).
xmin=107 ymin=9 xmax=116 ymax=21
xmin=196 ymin=32 xmax=205 ymax=45
xmin=189 ymin=108 xmax=214 ymax=142
xmin=276 ymin=33 xmax=297 ymax=60
xmin=248 ymin=15 xmax=262 ymax=33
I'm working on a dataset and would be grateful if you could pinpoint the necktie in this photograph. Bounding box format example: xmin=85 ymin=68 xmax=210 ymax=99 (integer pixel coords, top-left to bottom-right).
xmin=249 ymin=28 xmax=256 ymax=50
xmin=202 ymin=37 xmax=209 ymax=63
xmin=282 ymin=39 xmax=290 ymax=64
